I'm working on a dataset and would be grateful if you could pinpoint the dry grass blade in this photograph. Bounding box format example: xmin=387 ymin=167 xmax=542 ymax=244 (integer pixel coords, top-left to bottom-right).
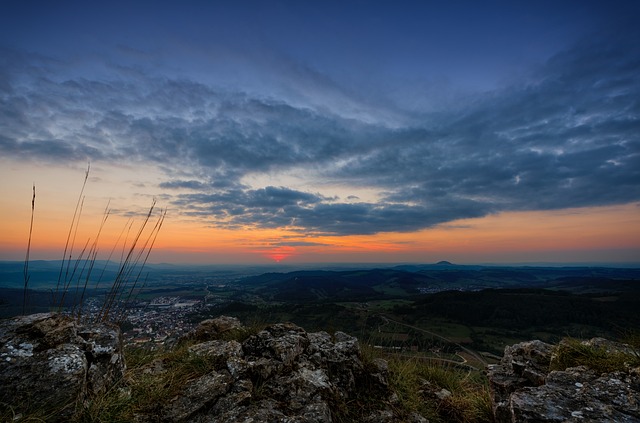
xmin=54 ymin=163 xmax=90 ymax=306
xmin=21 ymin=162 xmax=165 ymax=324
xmin=115 ymin=208 xmax=166 ymax=324
xmin=97 ymin=200 xmax=164 ymax=323
xmin=22 ymin=183 xmax=36 ymax=315
xmin=74 ymin=202 xmax=111 ymax=319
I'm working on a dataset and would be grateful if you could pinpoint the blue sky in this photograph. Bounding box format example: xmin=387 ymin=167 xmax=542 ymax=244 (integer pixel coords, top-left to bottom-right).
xmin=1 ymin=1 xmax=639 ymax=263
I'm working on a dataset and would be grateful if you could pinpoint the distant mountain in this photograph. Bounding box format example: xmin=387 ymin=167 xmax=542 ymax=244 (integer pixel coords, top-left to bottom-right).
xmin=392 ymin=262 xmax=485 ymax=272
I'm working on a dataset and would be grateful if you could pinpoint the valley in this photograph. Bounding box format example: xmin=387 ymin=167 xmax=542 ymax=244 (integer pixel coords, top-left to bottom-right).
xmin=2 ymin=261 xmax=639 ymax=363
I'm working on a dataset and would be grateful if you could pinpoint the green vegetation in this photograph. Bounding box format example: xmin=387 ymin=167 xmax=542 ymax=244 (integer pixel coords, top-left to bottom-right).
xmin=386 ymin=356 xmax=493 ymax=422
xmin=199 ymin=284 xmax=640 ymax=359
xmin=550 ymin=338 xmax=640 ymax=374
xmin=331 ymin=343 xmax=495 ymax=423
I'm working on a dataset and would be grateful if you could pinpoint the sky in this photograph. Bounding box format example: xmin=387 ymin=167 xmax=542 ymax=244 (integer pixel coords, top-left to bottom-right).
xmin=0 ymin=0 xmax=639 ymax=265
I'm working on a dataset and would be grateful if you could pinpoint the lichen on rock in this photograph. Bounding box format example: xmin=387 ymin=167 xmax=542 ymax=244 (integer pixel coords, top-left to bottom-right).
xmin=0 ymin=312 xmax=124 ymax=421
xmin=488 ymin=338 xmax=640 ymax=422
xmin=151 ymin=318 xmax=398 ymax=422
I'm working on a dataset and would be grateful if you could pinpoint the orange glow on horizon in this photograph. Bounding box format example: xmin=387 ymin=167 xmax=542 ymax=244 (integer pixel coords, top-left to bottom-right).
xmin=263 ymin=246 xmax=296 ymax=263
xmin=1 ymin=182 xmax=638 ymax=265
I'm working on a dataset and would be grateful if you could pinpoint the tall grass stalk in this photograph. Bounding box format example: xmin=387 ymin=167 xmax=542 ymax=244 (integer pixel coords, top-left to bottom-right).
xmin=97 ymin=200 xmax=165 ymax=323
xmin=114 ymin=208 xmax=166 ymax=324
xmin=73 ymin=202 xmax=111 ymax=319
xmin=54 ymin=163 xmax=90 ymax=306
xmin=57 ymin=235 xmax=90 ymax=310
xmin=22 ymin=184 xmax=35 ymax=315
xmin=21 ymin=163 xmax=165 ymax=324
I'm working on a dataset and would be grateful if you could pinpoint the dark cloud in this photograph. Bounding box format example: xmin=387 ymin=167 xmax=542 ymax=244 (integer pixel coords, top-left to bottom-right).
xmin=172 ymin=186 xmax=325 ymax=231
xmin=330 ymin=27 xmax=640 ymax=217
xmin=0 ymin=135 xmax=105 ymax=162
xmin=172 ymin=187 xmax=492 ymax=236
xmin=0 ymin=28 xmax=638 ymax=236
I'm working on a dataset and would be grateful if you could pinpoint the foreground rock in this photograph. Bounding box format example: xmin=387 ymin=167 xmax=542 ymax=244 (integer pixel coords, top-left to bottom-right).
xmin=488 ymin=338 xmax=640 ymax=422
xmin=5 ymin=312 xmax=640 ymax=422
xmin=0 ymin=313 xmax=124 ymax=421
xmin=182 ymin=315 xmax=243 ymax=342
xmin=152 ymin=320 xmax=402 ymax=422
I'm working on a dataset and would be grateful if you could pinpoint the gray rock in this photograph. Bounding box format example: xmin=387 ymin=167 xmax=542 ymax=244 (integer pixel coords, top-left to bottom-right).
xmin=243 ymin=322 xmax=310 ymax=367
xmin=157 ymin=320 xmax=401 ymax=422
xmin=487 ymin=339 xmax=554 ymax=421
xmin=488 ymin=338 xmax=640 ymax=423
xmin=164 ymin=370 xmax=233 ymax=421
xmin=0 ymin=314 xmax=410 ymax=422
xmin=78 ymin=323 xmax=124 ymax=394
xmin=0 ymin=313 xmax=124 ymax=421
xmin=189 ymin=339 xmax=243 ymax=359
xmin=185 ymin=315 xmax=243 ymax=342
xmin=510 ymin=367 xmax=640 ymax=422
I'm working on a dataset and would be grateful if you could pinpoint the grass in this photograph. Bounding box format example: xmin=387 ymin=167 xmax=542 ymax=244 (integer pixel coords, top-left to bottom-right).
xmin=1 ymin=406 xmax=63 ymax=423
xmin=10 ymin=324 xmax=493 ymax=422
xmin=76 ymin=332 xmax=637 ymax=423
xmin=77 ymin=341 xmax=224 ymax=422
xmin=550 ymin=337 xmax=640 ymax=374
xmin=20 ymin=163 xmax=166 ymax=324
xmin=389 ymin=358 xmax=492 ymax=422
xmin=76 ymin=322 xmax=266 ymax=422
xmin=21 ymin=184 xmax=36 ymax=315
xmin=0 ymin=379 xmax=80 ymax=423
xmin=27 ymin=324 xmax=640 ymax=423
xmin=359 ymin=344 xmax=494 ymax=423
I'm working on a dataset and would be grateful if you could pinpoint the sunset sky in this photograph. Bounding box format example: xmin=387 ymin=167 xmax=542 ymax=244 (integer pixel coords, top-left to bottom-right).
xmin=1 ymin=1 xmax=639 ymax=265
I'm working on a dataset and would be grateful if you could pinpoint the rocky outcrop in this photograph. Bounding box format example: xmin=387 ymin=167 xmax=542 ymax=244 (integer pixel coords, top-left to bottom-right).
xmin=153 ymin=320 xmax=400 ymax=422
xmin=488 ymin=338 xmax=640 ymax=422
xmin=0 ymin=312 xmax=124 ymax=421
xmin=12 ymin=312 xmax=639 ymax=422
xmin=0 ymin=314 xmax=409 ymax=422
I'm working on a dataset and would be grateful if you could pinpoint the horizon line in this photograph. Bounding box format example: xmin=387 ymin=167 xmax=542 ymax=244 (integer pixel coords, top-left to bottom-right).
xmin=1 ymin=259 xmax=639 ymax=269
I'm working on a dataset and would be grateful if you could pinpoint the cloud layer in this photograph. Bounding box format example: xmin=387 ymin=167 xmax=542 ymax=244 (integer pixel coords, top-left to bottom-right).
xmin=1 ymin=28 xmax=639 ymax=236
